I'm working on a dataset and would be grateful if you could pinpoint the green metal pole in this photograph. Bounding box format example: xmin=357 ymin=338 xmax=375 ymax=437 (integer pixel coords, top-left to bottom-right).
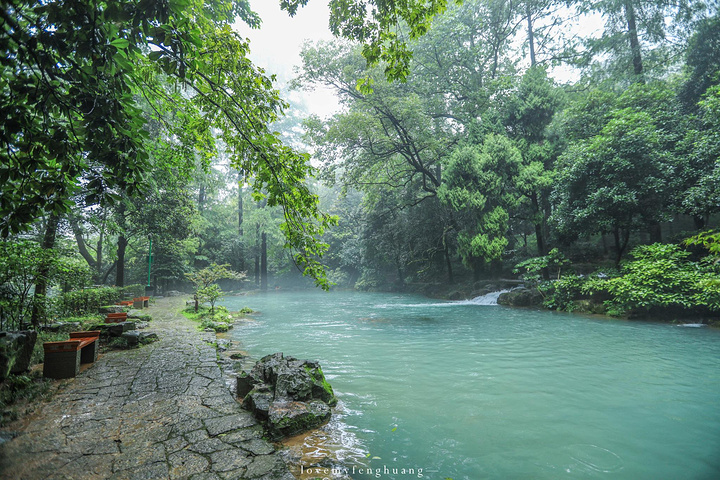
xmin=147 ymin=236 xmax=153 ymax=287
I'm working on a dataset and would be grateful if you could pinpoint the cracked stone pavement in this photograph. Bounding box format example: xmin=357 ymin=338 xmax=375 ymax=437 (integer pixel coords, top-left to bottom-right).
xmin=0 ymin=297 xmax=295 ymax=480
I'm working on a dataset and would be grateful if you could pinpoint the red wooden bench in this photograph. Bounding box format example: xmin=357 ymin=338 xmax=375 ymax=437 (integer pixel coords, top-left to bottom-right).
xmin=132 ymin=296 xmax=150 ymax=309
xmin=117 ymin=300 xmax=134 ymax=307
xmin=105 ymin=312 xmax=128 ymax=323
xmin=43 ymin=330 xmax=101 ymax=379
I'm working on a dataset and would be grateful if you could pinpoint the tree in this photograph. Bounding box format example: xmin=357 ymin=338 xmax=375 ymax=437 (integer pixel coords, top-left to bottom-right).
xmin=1 ymin=0 xmax=334 ymax=288
xmin=679 ymin=14 xmax=720 ymax=110
xmin=438 ymin=135 xmax=523 ymax=277
xmin=502 ymin=66 xmax=562 ymax=256
xmin=578 ymin=0 xmax=708 ymax=83
xmin=300 ymin=41 xmax=448 ymax=204
xmin=282 ymin=0 xmax=462 ymax=85
xmin=677 ymin=85 xmax=720 ymax=227
xmin=185 ymin=263 xmax=244 ymax=313
xmin=553 ymin=99 xmax=675 ymax=262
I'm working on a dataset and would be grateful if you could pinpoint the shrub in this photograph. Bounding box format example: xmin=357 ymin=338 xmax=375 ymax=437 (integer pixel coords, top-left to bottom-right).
xmin=181 ymin=305 xmax=233 ymax=332
xmin=53 ymin=287 xmax=121 ymax=317
xmin=584 ymin=243 xmax=720 ymax=316
xmin=540 ymin=275 xmax=588 ymax=311
xmin=514 ymin=248 xmax=572 ymax=285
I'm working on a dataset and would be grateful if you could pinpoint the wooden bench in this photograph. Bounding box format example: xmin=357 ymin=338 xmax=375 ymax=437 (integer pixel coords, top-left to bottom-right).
xmin=105 ymin=312 xmax=128 ymax=323
xmin=117 ymin=300 xmax=134 ymax=307
xmin=43 ymin=331 xmax=101 ymax=379
xmin=132 ymin=296 xmax=150 ymax=309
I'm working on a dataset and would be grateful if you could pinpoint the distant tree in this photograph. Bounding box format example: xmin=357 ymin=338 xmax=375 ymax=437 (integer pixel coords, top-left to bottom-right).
xmin=679 ymin=14 xmax=720 ymax=110
xmin=578 ymin=0 xmax=708 ymax=83
xmin=438 ymin=135 xmax=522 ymax=277
xmin=185 ymin=263 xmax=244 ymax=313
xmin=553 ymin=104 xmax=674 ymax=262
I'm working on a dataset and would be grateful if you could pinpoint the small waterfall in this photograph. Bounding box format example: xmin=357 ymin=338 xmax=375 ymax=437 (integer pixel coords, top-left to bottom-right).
xmin=455 ymin=289 xmax=512 ymax=306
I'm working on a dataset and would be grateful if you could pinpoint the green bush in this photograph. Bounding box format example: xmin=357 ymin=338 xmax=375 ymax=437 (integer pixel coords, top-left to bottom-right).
xmin=513 ymin=248 xmax=572 ymax=285
xmin=51 ymin=284 xmax=145 ymax=319
xmin=53 ymin=286 xmax=122 ymax=317
xmin=181 ymin=305 xmax=233 ymax=332
xmin=120 ymin=284 xmax=145 ymax=299
xmin=584 ymin=243 xmax=720 ymax=316
xmin=540 ymin=275 xmax=588 ymax=311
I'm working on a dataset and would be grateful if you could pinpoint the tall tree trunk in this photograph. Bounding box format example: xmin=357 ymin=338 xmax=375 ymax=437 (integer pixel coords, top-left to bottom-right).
xmin=526 ymin=3 xmax=537 ymax=67
xmin=260 ymin=232 xmax=268 ymax=291
xmin=693 ymin=215 xmax=705 ymax=230
xmin=198 ymin=183 xmax=206 ymax=212
xmin=624 ymin=1 xmax=644 ymax=80
xmin=95 ymin=229 xmax=104 ymax=283
xmin=255 ymin=224 xmax=260 ymax=287
xmin=443 ymin=232 xmax=454 ymax=285
xmin=237 ymin=171 xmax=245 ymax=271
xmin=116 ymin=202 xmax=127 ymax=286
xmin=531 ymin=193 xmax=546 ymax=256
xmin=116 ymin=236 xmax=128 ymax=287
xmin=30 ymin=212 xmax=61 ymax=327
xmin=613 ymin=226 xmax=631 ymax=264
xmin=70 ymin=216 xmax=97 ymax=271
xmin=648 ymin=222 xmax=662 ymax=244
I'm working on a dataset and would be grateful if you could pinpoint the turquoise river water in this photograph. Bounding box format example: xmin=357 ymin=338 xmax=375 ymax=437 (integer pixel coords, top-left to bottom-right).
xmin=222 ymin=290 xmax=720 ymax=480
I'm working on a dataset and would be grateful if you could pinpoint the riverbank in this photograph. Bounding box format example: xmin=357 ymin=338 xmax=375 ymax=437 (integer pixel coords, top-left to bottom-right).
xmin=0 ymin=296 xmax=294 ymax=480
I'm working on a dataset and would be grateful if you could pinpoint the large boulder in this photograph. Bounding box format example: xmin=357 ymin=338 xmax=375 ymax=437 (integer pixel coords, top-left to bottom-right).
xmin=120 ymin=331 xmax=159 ymax=347
xmin=268 ymin=400 xmax=331 ymax=439
xmin=497 ymin=287 xmax=544 ymax=307
xmin=0 ymin=330 xmax=38 ymax=378
xmin=90 ymin=321 xmax=136 ymax=337
xmin=240 ymin=353 xmax=337 ymax=439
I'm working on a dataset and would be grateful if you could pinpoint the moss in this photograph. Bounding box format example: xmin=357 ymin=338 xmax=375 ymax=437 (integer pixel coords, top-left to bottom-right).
xmin=107 ymin=337 xmax=131 ymax=349
xmin=303 ymin=365 xmax=337 ymax=405
xmin=182 ymin=306 xmax=233 ymax=332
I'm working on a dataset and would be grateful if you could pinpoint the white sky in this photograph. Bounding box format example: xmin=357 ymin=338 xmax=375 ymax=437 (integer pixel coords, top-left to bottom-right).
xmin=233 ymin=2 xmax=602 ymax=119
xmin=235 ymin=1 xmax=340 ymax=119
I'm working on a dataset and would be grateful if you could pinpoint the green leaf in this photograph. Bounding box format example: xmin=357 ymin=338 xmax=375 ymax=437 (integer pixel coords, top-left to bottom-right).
xmin=110 ymin=38 xmax=130 ymax=49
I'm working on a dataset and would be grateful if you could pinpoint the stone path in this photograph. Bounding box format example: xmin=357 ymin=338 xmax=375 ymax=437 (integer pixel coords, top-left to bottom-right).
xmin=0 ymin=297 xmax=295 ymax=480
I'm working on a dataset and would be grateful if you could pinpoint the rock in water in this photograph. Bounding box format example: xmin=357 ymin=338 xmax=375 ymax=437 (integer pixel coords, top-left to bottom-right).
xmin=497 ymin=287 xmax=544 ymax=307
xmin=268 ymin=400 xmax=331 ymax=439
xmin=239 ymin=352 xmax=337 ymax=439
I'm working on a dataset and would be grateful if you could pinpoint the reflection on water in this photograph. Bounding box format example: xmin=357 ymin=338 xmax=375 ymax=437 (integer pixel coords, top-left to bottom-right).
xmin=224 ymin=290 xmax=720 ymax=480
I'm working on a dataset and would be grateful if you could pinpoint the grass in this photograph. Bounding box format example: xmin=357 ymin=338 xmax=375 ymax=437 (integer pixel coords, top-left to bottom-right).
xmin=181 ymin=305 xmax=236 ymax=332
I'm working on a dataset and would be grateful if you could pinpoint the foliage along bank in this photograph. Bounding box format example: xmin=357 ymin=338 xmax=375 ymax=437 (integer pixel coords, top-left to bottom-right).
xmin=511 ymin=239 xmax=720 ymax=323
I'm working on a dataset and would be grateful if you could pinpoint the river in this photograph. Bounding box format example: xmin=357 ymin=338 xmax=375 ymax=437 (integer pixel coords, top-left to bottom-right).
xmin=222 ymin=290 xmax=720 ymax=480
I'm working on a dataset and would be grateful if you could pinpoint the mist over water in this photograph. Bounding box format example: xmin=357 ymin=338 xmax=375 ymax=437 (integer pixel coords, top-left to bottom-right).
xmin=223 ymin=290 xmax=720 ymax=480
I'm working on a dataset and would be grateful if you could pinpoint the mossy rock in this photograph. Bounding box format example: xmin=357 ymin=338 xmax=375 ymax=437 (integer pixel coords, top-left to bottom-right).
xmin=497 ymin=288 xmax=543 ymax=307
xmin=268 ymin=400 xmax=331 ymax=439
